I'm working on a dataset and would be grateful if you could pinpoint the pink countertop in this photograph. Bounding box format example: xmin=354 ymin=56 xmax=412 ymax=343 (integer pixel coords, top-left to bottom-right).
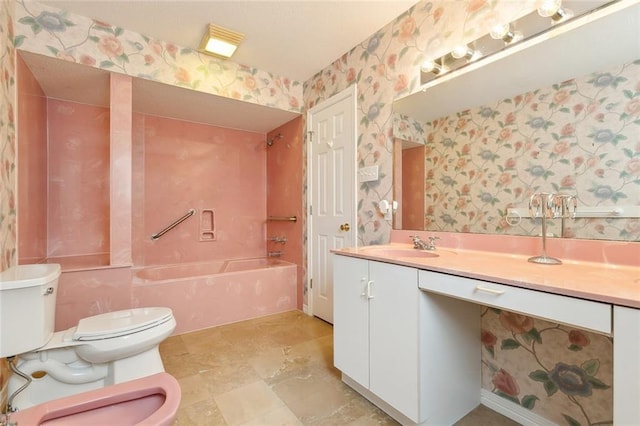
xmin=333 ymin=233 xmax=640 ymax=309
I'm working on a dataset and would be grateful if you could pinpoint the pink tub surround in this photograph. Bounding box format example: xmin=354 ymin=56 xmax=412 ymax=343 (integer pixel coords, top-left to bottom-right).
xmin=7 ymin=372 xmax=181 ymax=426
xmin=133 ymin=257 xmax=297 ymax=334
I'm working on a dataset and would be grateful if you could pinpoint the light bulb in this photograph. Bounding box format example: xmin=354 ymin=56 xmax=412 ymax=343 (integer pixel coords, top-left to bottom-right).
xmin=490 ymin=23 xmax=510 ymax=40
xmin=420 ymin=59 xmax=436 ymax=73
xmin=420 ymin=59 xmax=446 ymax=75
xmin=451 ymin=45 xmax=474 ymax=60
xmin=538 ymin=0 xmax=573 ymax=22
xmin=489 ymin=23 xmax=522 ymax=44
xmin=537 ymin=0 xmax=562 ymax=17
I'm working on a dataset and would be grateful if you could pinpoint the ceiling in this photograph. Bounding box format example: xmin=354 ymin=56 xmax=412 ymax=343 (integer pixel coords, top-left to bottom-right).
xmin=36 ymin=0 xmax=418 ymax=82
xmin=23 ymin=1 xmax=417 ymax=133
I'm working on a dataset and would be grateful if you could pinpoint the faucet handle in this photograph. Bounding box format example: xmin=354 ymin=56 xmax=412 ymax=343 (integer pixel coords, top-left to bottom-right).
xmin=409 ymin=235 xmax=424 ymax=249
xmin=427 ymin=236 xmax=440 ymax=249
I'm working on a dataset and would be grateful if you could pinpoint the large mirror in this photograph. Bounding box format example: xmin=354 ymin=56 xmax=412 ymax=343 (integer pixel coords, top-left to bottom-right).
xmin=392 ymin=0 xmax=639 ymax=241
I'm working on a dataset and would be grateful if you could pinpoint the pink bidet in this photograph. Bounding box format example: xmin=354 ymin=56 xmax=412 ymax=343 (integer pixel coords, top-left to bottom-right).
xmin=7 ymin=373 xmax=181 ymax=425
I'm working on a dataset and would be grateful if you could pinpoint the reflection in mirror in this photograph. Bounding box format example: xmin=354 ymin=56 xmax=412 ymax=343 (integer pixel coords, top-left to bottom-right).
xmin=398 ymin=139 xmax=425 ymax=230
xmin=392 ymin=1 xmax=640 ymax=242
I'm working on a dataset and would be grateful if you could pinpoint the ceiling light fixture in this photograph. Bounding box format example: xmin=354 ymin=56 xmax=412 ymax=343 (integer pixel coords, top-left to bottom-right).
xmin=199 ymin=24 xmax=244 ymax=59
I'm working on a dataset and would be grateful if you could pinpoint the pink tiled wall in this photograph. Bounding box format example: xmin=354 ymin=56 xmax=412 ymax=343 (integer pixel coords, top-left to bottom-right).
xmin=133 ymin=114 xmax=268 ymax=266
xmin=16 ymin=55 xmax=301 ymax=334
xmin=266 ymin=116 xmax=304 ymax=309
xmin=17 ymin=54 xmax=47 ymax=264
xmin=47 ymin=100 xmax=110 ymax=258
xmin=109 ymin=74 xmax=132 ymax=266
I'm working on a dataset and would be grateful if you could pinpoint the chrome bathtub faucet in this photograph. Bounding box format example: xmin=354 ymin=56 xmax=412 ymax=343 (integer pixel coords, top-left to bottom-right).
xmin=410 ymin=235 xmax=439 ymax=250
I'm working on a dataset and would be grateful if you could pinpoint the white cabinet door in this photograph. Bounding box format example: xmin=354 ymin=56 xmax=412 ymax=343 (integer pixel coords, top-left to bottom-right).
xmin=333 ymin=254 xmax=370 ymax=388
xmin=369 ymin=261 xmax=421 ymax=423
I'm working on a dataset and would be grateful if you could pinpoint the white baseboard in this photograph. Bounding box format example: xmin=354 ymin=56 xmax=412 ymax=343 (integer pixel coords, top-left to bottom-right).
xmin=302 ymin=304 xmax=309 ymax=314
xmin=481 ymin=389 xmax=556 ymax=426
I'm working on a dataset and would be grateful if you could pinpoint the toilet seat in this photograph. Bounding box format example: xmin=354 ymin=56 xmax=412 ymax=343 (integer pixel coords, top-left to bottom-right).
xmin=31 ymin=307 xmax=176 ymax=364
xmin=73 ymin=307 xmax=173 ymax=341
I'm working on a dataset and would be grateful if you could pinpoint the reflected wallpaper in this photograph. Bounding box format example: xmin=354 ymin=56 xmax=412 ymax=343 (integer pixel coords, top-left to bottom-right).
xmin=395 ymin=60 xmax=640 ymax=241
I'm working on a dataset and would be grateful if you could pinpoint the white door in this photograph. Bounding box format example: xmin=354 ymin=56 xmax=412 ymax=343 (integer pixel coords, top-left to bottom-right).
xmin=308 ymin=85 xmax=357 ymax=324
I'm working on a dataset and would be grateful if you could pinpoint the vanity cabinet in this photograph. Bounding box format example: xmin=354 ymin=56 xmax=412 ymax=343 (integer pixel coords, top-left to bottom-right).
xmin=333 ymin=254 xmax=423 ymax=423
xmin=334 ymin=250 xmax=639 ymax=425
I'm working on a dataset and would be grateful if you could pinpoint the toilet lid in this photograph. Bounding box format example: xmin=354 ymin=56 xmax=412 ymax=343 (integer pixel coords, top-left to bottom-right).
xmin=73 ymin=307 xmax=174 ymax=341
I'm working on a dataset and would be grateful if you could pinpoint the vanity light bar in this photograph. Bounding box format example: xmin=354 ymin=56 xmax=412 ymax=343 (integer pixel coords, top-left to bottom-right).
xmin=420 ymin=0 xmax=582 ymax=80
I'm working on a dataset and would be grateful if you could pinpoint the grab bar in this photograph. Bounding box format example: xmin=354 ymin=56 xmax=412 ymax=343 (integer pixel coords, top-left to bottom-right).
xmin=151 ymin=209 xmax=196 ymax=241
xmin=267 ymin=216 xmax=297 ymax=222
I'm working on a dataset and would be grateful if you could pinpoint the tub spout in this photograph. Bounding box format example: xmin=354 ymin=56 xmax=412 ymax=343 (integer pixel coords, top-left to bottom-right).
xmin=268 ymin=251 xmax=282 ymax=257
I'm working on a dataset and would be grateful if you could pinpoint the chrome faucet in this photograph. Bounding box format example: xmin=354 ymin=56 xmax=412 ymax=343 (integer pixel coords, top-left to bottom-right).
xmin=410 ymin=235 xmax=439 ymax=250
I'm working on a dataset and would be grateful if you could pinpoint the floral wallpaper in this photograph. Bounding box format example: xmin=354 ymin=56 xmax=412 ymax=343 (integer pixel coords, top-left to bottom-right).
xmin=0 ymin=0 xmax=15 ymax=412
xmin=13 ymin=1 xmax=302 ymax=113
xmin=395 ymin=60 xmax=640 ymax=241
xmin=482 ymin=308 xmax=613 ymax=426
xmin=0 ymin=0 xmax=16 ymax=273
xmin=303 ymin=0 xmax=538 ymax=246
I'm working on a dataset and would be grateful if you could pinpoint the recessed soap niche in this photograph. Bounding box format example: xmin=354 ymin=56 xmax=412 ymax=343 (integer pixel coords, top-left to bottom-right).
xmin=199 ymin=209 xmax=216 ymax=242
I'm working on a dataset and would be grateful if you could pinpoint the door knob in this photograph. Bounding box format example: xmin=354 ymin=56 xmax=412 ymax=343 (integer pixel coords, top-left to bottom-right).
xmin=340 ymin=223 xmax=350 ymax=231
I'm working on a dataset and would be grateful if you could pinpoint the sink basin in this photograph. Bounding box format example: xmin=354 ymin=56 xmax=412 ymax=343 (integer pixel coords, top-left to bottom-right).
xmin=361 ymin=248 xmax=439 ymax=259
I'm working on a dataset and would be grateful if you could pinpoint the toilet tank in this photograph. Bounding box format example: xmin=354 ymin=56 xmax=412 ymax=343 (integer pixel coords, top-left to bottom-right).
xmin=0 ymin=264 xmax=61 ymax=357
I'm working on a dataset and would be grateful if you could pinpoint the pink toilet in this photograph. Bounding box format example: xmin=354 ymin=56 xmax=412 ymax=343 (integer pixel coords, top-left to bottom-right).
xmin=5 ymin=372 xmax=181 ymax=425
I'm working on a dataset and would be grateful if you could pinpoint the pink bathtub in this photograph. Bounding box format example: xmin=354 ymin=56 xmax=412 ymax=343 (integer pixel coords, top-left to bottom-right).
xmin=132 ymin=258 xmax=297 ymax=334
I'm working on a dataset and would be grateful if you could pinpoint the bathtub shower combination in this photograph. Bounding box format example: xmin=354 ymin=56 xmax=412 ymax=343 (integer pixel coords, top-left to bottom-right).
xmin=133 ymin=257 xmax=297 ymax=334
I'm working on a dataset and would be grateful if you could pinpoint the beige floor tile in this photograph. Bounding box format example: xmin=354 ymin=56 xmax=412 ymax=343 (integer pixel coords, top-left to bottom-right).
xmin=309 ymin=392 xmax=400 ymax=426
xmin=181 ymin=325 xmax=239 ymax=356
xmin=161 ymin=310 xmax=519 ymax=426
xmin=175 ymin=398 xmax=227 ymax=425
xmin=271 ymin=367 xmax=361 ymax=423
xmin=160 ymin=334 xmax=189 ymax=356
xmin=215 ymin=380 xmax=286 ymax=426
xmin=240 ymin=405 xmax=303 ymax=426
xmin=176 ymin=373 xmax=213 ymax=408
xmin=455 ymin=404 xmax=520 ymax=426
xmin=199 ymin=356 xmax=263 ymax=397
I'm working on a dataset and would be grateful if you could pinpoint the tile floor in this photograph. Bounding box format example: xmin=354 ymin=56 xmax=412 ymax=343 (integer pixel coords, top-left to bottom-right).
xmin=159 ymin=310 xmax=518 ymax=425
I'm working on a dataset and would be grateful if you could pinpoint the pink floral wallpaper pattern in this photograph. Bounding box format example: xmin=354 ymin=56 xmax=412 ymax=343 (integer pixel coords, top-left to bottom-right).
xmin=303 ymin=0 xmax=539 ymax=246
xmin=482 ymin=309 xmax=613 ymax=425
xmin=14 ymin=0 xmax=302 ymax=114
xmin=0 ymin=0 xmax=15 ymax=272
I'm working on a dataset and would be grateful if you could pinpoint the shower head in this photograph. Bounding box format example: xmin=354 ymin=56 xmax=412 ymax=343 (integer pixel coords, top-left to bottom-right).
xmin=267 ymin=133 xmax=283 ymax=147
